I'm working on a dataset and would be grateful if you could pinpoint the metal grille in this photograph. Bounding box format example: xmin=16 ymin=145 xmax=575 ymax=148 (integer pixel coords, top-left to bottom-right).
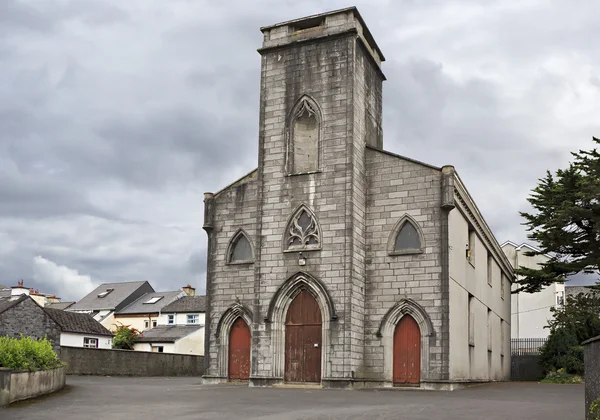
xmin=511 ymin=338 xmax=547 ymax=355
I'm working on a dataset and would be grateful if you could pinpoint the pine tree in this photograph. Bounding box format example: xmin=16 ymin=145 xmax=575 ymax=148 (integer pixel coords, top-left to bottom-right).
xmin=515 ymin=137 xmax=600 ymax=293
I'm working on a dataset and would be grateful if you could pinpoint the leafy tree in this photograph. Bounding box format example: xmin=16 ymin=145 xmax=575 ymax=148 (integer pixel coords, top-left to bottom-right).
xmin=515 ymin=137 xmax=600 ymax=293
xmin=112 ymin=322 xmax=142 ymax=350
xmin=547 ymin=292 xmax=600 ymax=343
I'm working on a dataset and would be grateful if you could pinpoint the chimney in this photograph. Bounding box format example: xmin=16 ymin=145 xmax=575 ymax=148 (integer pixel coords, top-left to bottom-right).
xmin=11 ymin=280 xmax=30 ymax=299
xmin=182 ymin=285 xmax=196 ymax=297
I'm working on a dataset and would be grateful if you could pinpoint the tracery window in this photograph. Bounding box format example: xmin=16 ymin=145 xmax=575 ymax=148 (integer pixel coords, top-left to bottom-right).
xmin=284 ymin=206 xmax=321 ymax=251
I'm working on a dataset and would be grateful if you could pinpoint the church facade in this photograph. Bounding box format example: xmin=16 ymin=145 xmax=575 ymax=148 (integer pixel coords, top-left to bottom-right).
xmin=202 ymin=7 xmax=513 ymax=390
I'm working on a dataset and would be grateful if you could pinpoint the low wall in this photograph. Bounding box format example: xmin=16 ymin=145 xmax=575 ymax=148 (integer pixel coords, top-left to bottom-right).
xmin=584 ymin=337 xmax=600 ymax=420
xmin=60 ymin=346 xmax=204 ymax=376
xmin=0 ymin=366 xmax=66 ymax=406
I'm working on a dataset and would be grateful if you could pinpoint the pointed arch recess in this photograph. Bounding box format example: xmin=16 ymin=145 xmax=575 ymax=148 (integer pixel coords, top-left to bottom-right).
xmin=226 ymin=228 xmax=254 ymax=264
xmin=215 ymin=302 xmax=254 ymax=378
xmin=266 ymin=272 xmax=337 ymax=381
xmin=387 ymin=214 xmax=425 ymax=256
xmin=282 ymin=204 xmax=322 ymax=252
xmin=286 ymin=95 xmax=322 ymax=175
xmin=377 ymin=299 xmax=435 ymax=383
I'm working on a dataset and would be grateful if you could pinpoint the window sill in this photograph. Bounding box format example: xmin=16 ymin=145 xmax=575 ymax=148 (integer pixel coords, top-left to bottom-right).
xmin=283 ymin=247 xmax=321 ymax=253
xmin=226 ymin=260 xmax=254 ymax=266
xmin=389 ymin=249 xmax=424 ymax=256
xmin=286 ymin=170 xmax=322 ymax=177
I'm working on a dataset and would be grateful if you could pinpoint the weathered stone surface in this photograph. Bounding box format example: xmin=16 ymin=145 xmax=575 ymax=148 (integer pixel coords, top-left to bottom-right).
xmin=0 ymin=297 xmax=61 ymax=355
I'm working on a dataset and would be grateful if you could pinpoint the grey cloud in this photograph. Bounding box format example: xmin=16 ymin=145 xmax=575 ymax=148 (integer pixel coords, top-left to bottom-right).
xmin=2 ymin=0 xmax=600 ymax=299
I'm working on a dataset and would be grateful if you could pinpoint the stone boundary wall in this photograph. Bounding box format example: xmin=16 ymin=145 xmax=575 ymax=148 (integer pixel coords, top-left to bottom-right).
xmin=60 ymin=346 xmax=204 ymax=377
xmin=584 ymin=337 xmax=600 ymax=420
xmin=0 ymin=366 xmax=66 ymax=406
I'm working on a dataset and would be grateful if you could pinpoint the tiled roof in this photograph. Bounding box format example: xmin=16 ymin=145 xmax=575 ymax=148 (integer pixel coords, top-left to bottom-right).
xmin=160 ymin=296 xmax=206 ymax=313
xmin=44 ymin=308 xmax=113 ymax=336
xmin=0 ymin=289 xmax=10 ymax=299
xmin=135 ymin=325 xmax=203 ymax=343
xmin=116 ymin=291 xmax=184 ymax=315
xmin=46 ymin=301 xmax=75 ymax=310
xmin=68 ymin=281 xmax=154 ymax=311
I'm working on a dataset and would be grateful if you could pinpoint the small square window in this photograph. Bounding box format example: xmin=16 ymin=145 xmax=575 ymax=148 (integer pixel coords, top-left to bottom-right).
xmin=83 ymin=337 xmax=99 ymax=348
xmin=186 ymin=314 xmax=199 ymax=325
xmin=144 ymin=320 xmax=149 ymax=329
xmin=151 ymin=346 xmax=164 ymax=353
xmin=152 ymin=320 xmax=157 ymax=328
xmin=167 ymin=315 xmax=174 ymax=325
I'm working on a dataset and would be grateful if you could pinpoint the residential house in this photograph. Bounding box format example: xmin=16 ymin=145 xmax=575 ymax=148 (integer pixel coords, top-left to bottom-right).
xmin=0 ymin=295 xmax=113 ymax=353
xmin=113 ymin=290 xmax=186 ymax=332
xmin=565 ymin=285 xmax=598 ymax=298
xmin=67 ymin=281 xmax=154 ymax=331
xmin=0 ymin=280 xmax=65 ymax=307
xmin=158 ymin=294 xmax=206 ymax=327
xmin=502 ymin=241 xmax=564 ymax=339
xmin=133 ymin=325 xmax=204 ymax=355
xmin=133 ymin=294 xmax=206 ymax=355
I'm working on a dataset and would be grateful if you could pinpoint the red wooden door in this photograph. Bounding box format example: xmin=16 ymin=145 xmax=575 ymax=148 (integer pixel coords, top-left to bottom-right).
xmin=285 ymin=289 xmax=322 ymax=383
xmin=229 ymin=317 xmax=251 ymax=380
xmin=393 ymin=315 xmax=421 ymax=384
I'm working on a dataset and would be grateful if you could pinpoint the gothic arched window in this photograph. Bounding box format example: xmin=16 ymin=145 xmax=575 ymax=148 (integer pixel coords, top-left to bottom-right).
xmin=388 ymin=215 xmax=425 ymax=256
xmin=288 ymin=96 xmax=321 ymax=174
xmin=284 ymin=205 xmax=321 ymax=251
xmin=227 ymin=230 xmax=254 ymax=264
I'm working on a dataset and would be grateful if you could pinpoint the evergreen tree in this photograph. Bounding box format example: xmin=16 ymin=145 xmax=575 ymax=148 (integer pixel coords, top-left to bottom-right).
xmin=515 ymin=137 xmax=600 ymax=293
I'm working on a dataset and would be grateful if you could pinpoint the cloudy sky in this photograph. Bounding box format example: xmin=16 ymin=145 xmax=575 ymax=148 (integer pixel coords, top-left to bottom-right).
xmin=1 ymin=0 xmax=598 ymax=300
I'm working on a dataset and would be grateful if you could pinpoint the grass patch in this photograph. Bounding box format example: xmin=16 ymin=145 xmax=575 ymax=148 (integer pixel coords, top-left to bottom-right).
xmin=540 ymin=368 xmax=583 ymax=384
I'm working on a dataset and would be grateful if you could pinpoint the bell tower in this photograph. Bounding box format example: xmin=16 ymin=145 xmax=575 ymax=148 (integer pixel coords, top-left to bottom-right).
xmin=251 ymin=7 xmax=387 ymax=386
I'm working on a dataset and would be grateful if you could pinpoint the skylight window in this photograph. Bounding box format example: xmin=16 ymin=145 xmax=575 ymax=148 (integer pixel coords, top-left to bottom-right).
xmin=144 ymin=296 xmax=163 ymax=304
xmin=97 ymin=289 xmax=113 ymax=298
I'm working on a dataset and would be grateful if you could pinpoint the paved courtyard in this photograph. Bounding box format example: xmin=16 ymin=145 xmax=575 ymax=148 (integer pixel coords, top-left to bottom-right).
xmin=1 ymin=376 xmax=584 ymax=420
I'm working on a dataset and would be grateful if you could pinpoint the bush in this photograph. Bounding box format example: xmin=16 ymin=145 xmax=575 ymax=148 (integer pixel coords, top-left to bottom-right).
xmin=590 ymin=398 xmax=600 ymax=420
xmin=112 ymin=322 xmax=143 ymax=350
xmin=540 ymin=368 xmax=583 ymax=384
xmin=0 ymin=335 xmax=63 ymax=372
xmin=539 ymin=327 xmax=584 ymax=375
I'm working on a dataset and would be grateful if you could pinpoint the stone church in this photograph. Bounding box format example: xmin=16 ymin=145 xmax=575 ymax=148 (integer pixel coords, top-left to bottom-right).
xmin=202 ymin=7 xmax=513 ymax=389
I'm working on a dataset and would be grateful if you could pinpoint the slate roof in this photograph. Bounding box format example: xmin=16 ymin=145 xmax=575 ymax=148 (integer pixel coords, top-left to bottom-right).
xmin=116 ymin=291 xmax=184 ymax=315
xmin=0 ymin=289 xmax=10 ymax=300
xmin=68 ymin=281 xmax=154 ymax=311
xmin=135 ymin=325 xmax=203 ymax=343
xmin=44 ymin=308 xmax=113 ymax=336
xmin=160 ymin=296 xmax=206 ymax=313
xmin=46 ymin=301 xmax=75 ymax=310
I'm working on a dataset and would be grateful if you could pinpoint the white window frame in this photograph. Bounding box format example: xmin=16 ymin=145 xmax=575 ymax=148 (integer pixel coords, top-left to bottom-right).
xmin=83 ymin=337 xmax=99 ymax=348
xmin=151 ymin=346 xmax=164 ymax=353
xmin=152 ymin=319 xmax=157 ymax=328
xmin=144 ymin=320 xmax=149 ymax=329
xmin=167 ymin=314 xmax=175 ymax=325
xmin=186 ymin=314 xmax=199 ymax=325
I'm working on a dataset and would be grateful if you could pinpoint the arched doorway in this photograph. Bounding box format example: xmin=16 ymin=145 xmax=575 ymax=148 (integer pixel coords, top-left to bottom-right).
xmin=284 ymin=289 xmax=322 ymax=383
xmin=393 ymin=315 xmax=421 ymax=385
xmin=228 ymin=317 xmax=251 ymax=380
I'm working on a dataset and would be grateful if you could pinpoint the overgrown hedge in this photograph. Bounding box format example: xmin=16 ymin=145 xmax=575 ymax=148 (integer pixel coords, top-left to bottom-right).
xmin=0 ymin=335 xmax=64 ymax=372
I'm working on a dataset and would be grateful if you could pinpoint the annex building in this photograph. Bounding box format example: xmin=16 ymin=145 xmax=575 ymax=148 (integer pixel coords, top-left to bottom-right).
xmin=202 ymin=7 xmax=513 ymax=390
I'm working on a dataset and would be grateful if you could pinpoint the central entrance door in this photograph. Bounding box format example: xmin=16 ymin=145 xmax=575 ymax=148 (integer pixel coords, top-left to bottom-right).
xmin=393 ymin=315 xmax=421 ymax=385
xmin=285 ymin=289 xmax=322 ymax=383
xmin=229 ymin=317 xmax=251 ymax=380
